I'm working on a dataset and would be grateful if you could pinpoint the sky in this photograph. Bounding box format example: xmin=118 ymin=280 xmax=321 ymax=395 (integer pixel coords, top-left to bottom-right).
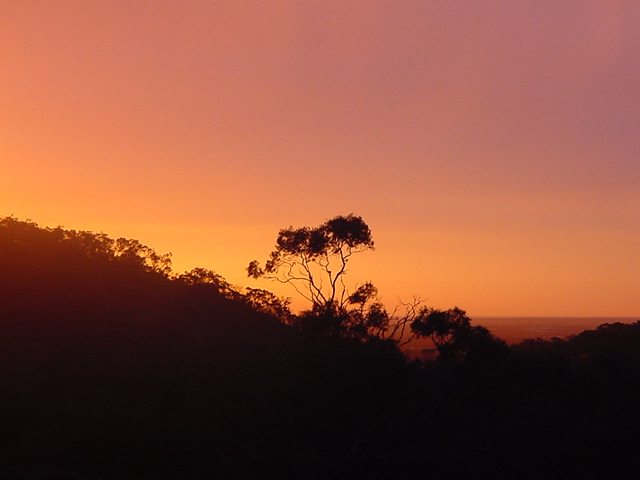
xmin=2 ymin=1 xmax=639 ymax=317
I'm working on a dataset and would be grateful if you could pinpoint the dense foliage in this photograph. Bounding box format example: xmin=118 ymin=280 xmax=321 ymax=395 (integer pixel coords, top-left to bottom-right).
xmin=1 ymin=217 xmax=639 ymax=479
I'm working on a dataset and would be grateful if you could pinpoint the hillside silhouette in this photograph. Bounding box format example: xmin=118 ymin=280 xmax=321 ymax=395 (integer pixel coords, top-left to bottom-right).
xmin=1 ymin=216 xmax=639 ymax=479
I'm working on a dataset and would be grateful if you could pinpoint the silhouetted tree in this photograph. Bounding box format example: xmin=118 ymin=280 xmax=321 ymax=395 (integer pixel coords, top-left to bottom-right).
xmin=244 ymin=287 xmax=293 ymax=323
xmin=113 ymin=237 xmax=173 ymax=275
xmin=248 ymin=214 xmax=386 ymax=338
xmin=177 ymin=267 xmax=240 ymax=299
xmin=411 ymin=307 xmax=506 ymax=362
xmin=341 ymin=283 xmax=418 ymax=345
xmin=248 ymin=214 xmax=374 ymax=310
xmin=247 ymin=215 xmax=419 ymax=344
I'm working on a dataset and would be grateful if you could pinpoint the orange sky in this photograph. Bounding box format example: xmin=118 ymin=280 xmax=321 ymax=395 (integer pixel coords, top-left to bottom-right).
xmin=2 ymin=1 xmax=639 ymax=316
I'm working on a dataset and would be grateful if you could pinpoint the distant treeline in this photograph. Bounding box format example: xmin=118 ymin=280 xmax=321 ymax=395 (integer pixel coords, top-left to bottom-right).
xmin=1 ymin=216 xmax=639 ymax=479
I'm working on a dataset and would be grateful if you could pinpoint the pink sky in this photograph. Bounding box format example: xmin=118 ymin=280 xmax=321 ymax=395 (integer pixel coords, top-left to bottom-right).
xmin=2 ymin=1 xmax=639 ymax=316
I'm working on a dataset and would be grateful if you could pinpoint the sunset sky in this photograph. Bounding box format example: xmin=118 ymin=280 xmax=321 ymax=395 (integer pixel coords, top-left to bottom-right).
xmin=2 ymin=1 xmax=639 ymax=316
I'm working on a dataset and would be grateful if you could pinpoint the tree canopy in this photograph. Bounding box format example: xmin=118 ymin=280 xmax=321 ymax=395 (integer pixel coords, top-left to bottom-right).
xmin=247 ymin=214 xmax=421 ymax=343
xmin=411 ymin=307 xmax=507 ymax=362
xmin=247 ymin=214 xmax=374 ymax=311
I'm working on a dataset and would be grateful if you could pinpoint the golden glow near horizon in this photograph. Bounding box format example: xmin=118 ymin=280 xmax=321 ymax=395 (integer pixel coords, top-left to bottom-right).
xmin=2 ymin=1 xmax=639 ymax=316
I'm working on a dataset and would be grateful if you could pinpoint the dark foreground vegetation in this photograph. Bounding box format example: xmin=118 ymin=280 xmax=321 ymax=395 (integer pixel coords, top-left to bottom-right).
xmin=1 ymin=216 xmax=639 ymax=479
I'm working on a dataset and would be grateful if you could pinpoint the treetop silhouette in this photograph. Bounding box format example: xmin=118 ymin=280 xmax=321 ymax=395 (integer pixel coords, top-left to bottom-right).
xmin=247 ymin=214 xmax=420 ymax=343
xmin=247 ymin=214 xmax=374 ymax=310
xmin=411 ymin=306 xmax=507 ymax=362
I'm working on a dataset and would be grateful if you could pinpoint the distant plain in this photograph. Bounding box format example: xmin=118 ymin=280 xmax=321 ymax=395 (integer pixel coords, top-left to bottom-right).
xmin=405 ymin=316 xmax=640 ymax=357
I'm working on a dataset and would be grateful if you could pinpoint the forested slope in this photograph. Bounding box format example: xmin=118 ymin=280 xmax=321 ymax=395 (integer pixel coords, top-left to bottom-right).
xmin=1 ymin=217 xmax=639 ymax=479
